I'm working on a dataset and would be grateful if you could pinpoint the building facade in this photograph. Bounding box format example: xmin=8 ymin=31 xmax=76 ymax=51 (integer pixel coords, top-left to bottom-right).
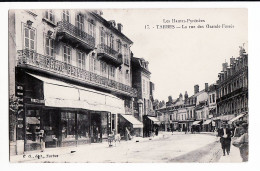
xmin=214 ymin=46 xmax=248 ymax=127
xmin=131 ymin=57 xmax=158 ymax=137
xmin=9 ymin=9 xmax=140 ymax=154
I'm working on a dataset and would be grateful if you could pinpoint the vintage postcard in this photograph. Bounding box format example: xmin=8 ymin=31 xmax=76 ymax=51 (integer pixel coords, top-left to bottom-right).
xmin=9 ymin=8 xmax=248 ymax=163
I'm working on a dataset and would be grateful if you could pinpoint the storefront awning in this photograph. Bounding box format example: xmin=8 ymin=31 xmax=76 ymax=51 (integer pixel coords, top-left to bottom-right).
xmin=27 ymin=73 xmax=125 ymax=114
xmin=26 ymin=117 xmax=40 ymax=124
xmin=120 ymin=114 xmax=143 ymax=128
xmin=147 ymin=116 xmax=160 ymax=125
xmin=192 ymin=121 xmax=202 ymax=125
xmin=228 ymin=113 xmax=246 ymax=124
xmin=202 ymin=120 xmax=212 ymax=125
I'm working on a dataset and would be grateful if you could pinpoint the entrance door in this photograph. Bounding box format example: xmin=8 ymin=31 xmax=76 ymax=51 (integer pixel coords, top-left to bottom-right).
xmin=91 ymin=113 xmax=101 ymax=143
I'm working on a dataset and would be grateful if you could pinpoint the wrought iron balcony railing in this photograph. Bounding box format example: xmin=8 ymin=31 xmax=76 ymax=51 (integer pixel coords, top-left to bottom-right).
xmin=125 ymin=106 xmax=135 ymax=115
xmin=97 ymin=44 xmax=123 ymax=66
xmin=17 ymin=49 xmax=137 ymax=97
xmin=56 ymin=20 xmax=95 ymax=50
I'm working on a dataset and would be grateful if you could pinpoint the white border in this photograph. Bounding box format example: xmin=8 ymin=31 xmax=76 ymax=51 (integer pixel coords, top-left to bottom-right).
xmin=1 ymin=2 xmax=260 ymax=171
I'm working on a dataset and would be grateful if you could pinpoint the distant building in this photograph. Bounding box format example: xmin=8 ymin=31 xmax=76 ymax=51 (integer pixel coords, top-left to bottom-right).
xmin=131 ymin=56 xmax=158 ymax=137
xmin=215 ymin=46 xmax=248 ymax=126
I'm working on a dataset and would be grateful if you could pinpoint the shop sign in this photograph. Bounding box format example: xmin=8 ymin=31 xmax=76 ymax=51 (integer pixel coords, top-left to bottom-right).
xmin=30 ymin=98 xmax=45 ymax=104
xmin=17 ymin=124 xmax=23 ymax=128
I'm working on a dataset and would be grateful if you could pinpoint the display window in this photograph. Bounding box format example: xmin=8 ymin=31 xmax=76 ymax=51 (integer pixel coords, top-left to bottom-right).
xmin=61 ymin=112 xmax=76 ymax=141
xmin=77 ymin=113 xmax=91 ymax=140
xmin=25 ymin=108 xmax=41 ymax=151
xmin=41 ymin=109 xmax=59 ymax=148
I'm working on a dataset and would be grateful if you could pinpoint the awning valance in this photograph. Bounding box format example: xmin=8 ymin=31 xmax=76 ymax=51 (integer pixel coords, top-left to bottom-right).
xmin=27 ymin=73 xmax=125 ymax=114
xmin=120 ymin=114 xmax=143 ymax=128
xmin=26 ymin=117 xmax=40 ymax=124
xmin=228 ymin=113 xmax=246 ymax=124
xmin=147 ymin=116 xmax=160 ymax=125
xmin=202 ymin=120 xmax=212 ymax=125
xmin=192 ymin=121 xmax=202 ymax=125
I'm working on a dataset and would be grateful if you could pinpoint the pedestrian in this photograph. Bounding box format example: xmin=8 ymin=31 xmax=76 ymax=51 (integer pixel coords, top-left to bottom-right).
xmin=233 ymin=122 xmax=245 ymax=138
xmin=218 ymin=123 xmax=232 ymax=156
xmin=40 ymin=129 xmax=46 ymax=152
xmin=155 ymin=127 xmax=159 ymax=136
xmin=232 ymin=123 xmax=248 ymax=162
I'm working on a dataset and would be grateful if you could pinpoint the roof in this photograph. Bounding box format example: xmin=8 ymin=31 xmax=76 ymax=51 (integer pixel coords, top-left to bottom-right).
xmin=90 ymin=11 xmax=133 ymax=44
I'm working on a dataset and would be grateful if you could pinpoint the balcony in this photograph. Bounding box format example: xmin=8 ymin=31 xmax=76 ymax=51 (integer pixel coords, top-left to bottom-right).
xmin=17 ymin=49 xmax=137 ymax=97
xmin=97 ymin=44 xmax=123 ymax=67
xmin=125 ymin=106 xmax=135 ymax=115
xmin=56 ymin=20 xmax=95 ymax=52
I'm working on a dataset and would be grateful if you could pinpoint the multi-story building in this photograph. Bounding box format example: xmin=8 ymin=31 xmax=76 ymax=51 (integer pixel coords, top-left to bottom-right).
xmin=215 ymin=46 xmax=248 ymax=126
xmin=9 ymin=9 xmax=140 ymax=154
xmin=131 ymin=57 xmax=158 ymax=137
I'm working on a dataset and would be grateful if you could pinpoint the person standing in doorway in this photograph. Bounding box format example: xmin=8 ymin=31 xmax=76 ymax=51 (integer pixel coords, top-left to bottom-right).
xmin=218 ymin=123 xmax=232 ymax=156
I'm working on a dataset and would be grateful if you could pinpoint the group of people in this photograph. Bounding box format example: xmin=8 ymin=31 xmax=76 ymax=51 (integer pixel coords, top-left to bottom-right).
xmin=217 ymin=121 xmax=248 ymax=162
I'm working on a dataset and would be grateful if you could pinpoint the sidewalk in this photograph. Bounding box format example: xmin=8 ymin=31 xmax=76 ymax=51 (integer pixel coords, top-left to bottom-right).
xmin=10 ymin=131 xmax=172 ymax=163
xmin=218 ymin=144 xmax=243 ymax=163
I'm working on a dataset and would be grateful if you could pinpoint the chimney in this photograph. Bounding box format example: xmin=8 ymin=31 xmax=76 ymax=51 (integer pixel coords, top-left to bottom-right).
xmin=117 ymin=23 xmax=123 ymax=32
xmin=222 ymin=62 xmax=228 ymax=72
xmin=194 ymin=84 xmax=199 ymax=94
xmin=230 ymin=57 xmax=235 ymax=65
xmin=184 ymin=91 xmax=188 ymax=101
xmin=205 ymin=83 xmax=208 ymax=92
xmin=109 ymin=20 xmax=116 ymax=27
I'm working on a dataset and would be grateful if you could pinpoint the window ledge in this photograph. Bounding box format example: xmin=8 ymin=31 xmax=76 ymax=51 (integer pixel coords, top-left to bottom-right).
xmin=42 ymin=18 xmax=57 ymax=27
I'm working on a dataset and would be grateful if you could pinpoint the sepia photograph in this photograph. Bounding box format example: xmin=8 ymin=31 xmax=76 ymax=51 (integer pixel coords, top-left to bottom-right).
xmin=8 ymin=8 xmax=249 ymax=163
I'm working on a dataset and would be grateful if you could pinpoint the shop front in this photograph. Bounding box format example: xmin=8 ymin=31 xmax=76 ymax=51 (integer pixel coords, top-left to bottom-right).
xmin=118 ymin=114 xmax=143 ymax=139
xmin=143 ymin=115 xmax=160 ymax=137
xmin=17 ymin=72 xmax=124 ymax=152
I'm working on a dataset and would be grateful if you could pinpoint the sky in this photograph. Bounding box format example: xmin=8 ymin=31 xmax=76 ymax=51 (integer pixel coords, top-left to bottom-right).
xmin=102 ymin=9 xmax=247 ymax=102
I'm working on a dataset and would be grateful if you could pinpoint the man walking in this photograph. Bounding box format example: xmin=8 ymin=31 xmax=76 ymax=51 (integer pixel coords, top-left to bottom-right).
xmin=218 ymin=123 xmax=232 ymax=156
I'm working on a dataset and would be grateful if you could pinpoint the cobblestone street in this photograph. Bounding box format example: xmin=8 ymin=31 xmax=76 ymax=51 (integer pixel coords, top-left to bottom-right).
xmin=10 ymin=132 xmax=242 ymax=163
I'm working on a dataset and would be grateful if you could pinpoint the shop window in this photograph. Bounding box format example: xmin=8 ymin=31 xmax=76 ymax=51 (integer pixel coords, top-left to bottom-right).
xmin=61 ymin=112 xmax=76 ymax=142
xmin=77 ymin=114 xmax=91 ymax=141
xmin=25 ymin=109 xmax=41 ymax=151
xmin=41 ymin=110 xmax=59 ymax=148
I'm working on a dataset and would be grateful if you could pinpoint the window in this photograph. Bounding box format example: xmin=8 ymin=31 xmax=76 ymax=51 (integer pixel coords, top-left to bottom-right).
xmin=100 ymin=61 xmax=107 ymax=77
xmin=45 ymin=36 xmax=54 ymax=57
xmin=88 ymin=22 xmax=95 ymax=38
xmin=143 ymin=79 xmax=145 ymax=94
xmin=77 ymin=51 xmax=85 ymax=69
xmin=76 ymin=14 xmax=84 ymax=30
xmin=62 ymin=10 xmax=70 ymax=22
xmin=124 ymin=45 xmax=129 ymax=65
xmin=45 ymin=10 xmax=55 ymax=23
xmin=212 ymin=94 xmax=215 ymax=103
xmin=210 ymin=95 xmax=212 ymax=103
xmin=100 ymin=28 xmax=105 ymax=45
xmin=125 ymin=70 xmax=130 ymax=83
xmin=117 ymin=40 xmax=122 ymax=53
xmin=24 ymin=27 xmax=36 ymax=51
xmin=89 ymin=57 xmax=96 ymax=72
xmin=110 ymin=35 xmax=114 ymax=49
xmin=63 ymin=45 xmax=72 ymax=64
xmin=109 ymin=65 xmax=115 ymax=79
xmin=118 ymin=69 xmax=123 ymax=82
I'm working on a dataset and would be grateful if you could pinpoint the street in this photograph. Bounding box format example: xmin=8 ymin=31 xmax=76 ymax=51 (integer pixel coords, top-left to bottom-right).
xmin=10 ymin=132 xmax=242 ymax=163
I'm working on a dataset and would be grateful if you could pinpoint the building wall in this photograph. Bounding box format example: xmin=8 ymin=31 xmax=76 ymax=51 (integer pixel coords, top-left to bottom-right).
xmin=13 ymin=9 xmax=132 ymax=87
xmin=216 ymin=49 xmax=248 ymax=116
